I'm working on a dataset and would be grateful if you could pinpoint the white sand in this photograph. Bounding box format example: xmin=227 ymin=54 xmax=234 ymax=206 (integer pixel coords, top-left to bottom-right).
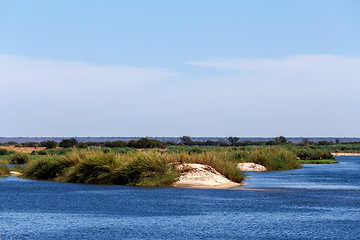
xmin=237 ymin=163 xmax=267 ymax=171
xmin=173 ymin=163 xmax=241 ymax=189
xmin=10 ymin=171 xmax=22 ymax=176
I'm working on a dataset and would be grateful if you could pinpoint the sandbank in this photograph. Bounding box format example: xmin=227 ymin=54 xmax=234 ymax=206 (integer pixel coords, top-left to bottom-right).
xmin=172 ymin=163 xmax=242 ymax=189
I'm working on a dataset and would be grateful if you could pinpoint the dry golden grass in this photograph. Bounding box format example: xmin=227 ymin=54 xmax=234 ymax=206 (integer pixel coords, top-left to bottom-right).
xmin=0 ymin=146 xmax=46 ymax=153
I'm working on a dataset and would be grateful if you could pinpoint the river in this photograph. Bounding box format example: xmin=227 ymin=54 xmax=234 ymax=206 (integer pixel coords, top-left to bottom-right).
xmin=1 ymin=156 xmax=359 ymax=239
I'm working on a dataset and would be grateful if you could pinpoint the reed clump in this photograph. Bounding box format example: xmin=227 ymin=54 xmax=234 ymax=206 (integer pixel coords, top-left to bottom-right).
xmin=0 ymin=164 xmax=10 ymax=176
xmin=24 ymin=150 xmax=181 ymax=186
xmin=228 ymin=146 xmax=301 ymax=171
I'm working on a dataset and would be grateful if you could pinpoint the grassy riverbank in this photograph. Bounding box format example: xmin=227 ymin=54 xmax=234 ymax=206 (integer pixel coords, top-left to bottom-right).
xmin=297 ymin=159 xmax=339 ymax=164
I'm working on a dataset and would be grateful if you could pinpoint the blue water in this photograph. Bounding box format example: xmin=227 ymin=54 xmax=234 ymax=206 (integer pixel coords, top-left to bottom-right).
xmin=1 ymin=156 xmax=359 ymax=239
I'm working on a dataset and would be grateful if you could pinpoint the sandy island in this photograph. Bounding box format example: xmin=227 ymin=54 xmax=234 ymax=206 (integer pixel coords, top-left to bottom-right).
xmin=5 ymin=164 xmax=271 ymax=190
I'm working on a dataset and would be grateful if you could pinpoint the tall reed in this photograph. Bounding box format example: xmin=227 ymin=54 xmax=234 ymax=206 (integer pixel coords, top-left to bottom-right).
xmin=0 ymin=164 xmax=10 ymax=176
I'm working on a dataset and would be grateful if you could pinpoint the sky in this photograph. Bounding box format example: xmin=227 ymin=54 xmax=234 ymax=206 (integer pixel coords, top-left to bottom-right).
xmin=1 ymin=0 xmax=360 ymax=137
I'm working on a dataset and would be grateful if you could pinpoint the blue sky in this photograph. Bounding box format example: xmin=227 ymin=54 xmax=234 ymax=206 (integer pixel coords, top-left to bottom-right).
xmin=1 ymin=0 xmax=360 ymax=137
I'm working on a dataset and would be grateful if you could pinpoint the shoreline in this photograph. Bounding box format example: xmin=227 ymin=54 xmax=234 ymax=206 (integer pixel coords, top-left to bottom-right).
xmin=173 ymin=182 xmax=242 ymax=189
xmin=332 ymin=153 xmax=360 ymax=156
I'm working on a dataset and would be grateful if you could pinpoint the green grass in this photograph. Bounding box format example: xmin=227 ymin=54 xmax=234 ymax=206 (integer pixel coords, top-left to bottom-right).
xmin=24 ymin=150 xmax=181 ymax=186
xmin=285 ymin=146 xmax=335 ymax=160
xmin=0 ymin=155 xmax=11 ymax=164
xmin=298 ymin=159 xmax=339 ymax=164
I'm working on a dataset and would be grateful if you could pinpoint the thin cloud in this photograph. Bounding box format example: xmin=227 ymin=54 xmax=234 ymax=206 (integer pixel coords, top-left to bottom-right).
xmin=0 ymin=55 xmax=178 ymax=87
xmin=1 ymin=54 xmax=360 ymax=136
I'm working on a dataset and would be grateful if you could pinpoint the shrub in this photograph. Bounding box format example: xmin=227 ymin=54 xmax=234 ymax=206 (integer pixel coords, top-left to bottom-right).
xmin=24 ymin=156 xmax=75 ymax=180
xmin=124 ymin=152 xmax=178 ymax=186
xmin=0 ymin=149 xmax=9 ymax=155
xmin=40 ymin=141 xmax=58 ymax=149
xmin=77 ymin=142 xmax=88 ymax=148
xmin=128 ymin=138 xmax=166 ymax=149
xmin=10 ymin=153 xmax=30 ymax=164
xmin=104 ymin=140 xmax=127 ymax=148
xmin=59 ymin=138 xmax=78 ymax=148
xmin=64 ymin=151 xmax=127 ymax=184
xmin=22 ymin=142 xmax=40 ymax=148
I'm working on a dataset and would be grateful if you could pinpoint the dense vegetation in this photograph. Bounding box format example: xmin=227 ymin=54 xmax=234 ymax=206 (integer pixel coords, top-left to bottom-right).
xmin=21 ymin=146 xmax=301 ymax=186
xmin=9 ymin=153 xmax=30 ymax=164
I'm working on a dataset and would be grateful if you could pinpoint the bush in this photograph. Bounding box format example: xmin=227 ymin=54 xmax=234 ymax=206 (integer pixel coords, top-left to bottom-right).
xmin=10 ymin=153 xmax=30 ymax=164
xmin=24 ymin=156 xmax=75 ymax=180
xmin=64 ymin=151 xmax=127 ymax=184
xmin=22 ymin=142 xmax=40 ymax=148
xmin=128 ymin=138 xmax=166 ymax=149
xmin=124 ymin=152 xmax=178 ymax=186
xmin=77 ymin=142 xmax=88 ymax=149
xmin=104 ymin=140 xmax=127 ymax=148
xmin=0 ymin=149 xmax=9 ymax=155
xmin=40 ymin=141 xmax=58 ymax=149
xmin=59 ymin=138 xmax=78 ymax=148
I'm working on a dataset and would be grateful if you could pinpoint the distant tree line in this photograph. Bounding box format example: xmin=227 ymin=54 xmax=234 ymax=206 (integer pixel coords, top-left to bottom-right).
xmin=1 ymin=136 xmax=360 ymax=150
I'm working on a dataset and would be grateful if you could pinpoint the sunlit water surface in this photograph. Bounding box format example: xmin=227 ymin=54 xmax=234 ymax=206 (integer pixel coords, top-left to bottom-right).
xmin=1 ymin=156 xmax=359 ymax=239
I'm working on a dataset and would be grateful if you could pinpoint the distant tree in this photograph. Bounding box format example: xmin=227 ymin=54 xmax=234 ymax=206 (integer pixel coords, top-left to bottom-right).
xmin=274 ymin=136 xmax=288 ymax=145
xmin=127 ymin=138 xmax=166 ymax=149
xmin=104 ymin=140 xmax=127 ymax=148
xmin=59 ymin=138 xmax=78 ymax=148
xmin=85 ymin=142 xmax=102 ymax=147
xmin=22 ymin=142 xmax=39 ymax=148
xmin=266 ymin=140 xmax=276 ymax=145
xmin=335 ymin=139 xmax=340 ymax=144
xmin=77 ymin=142 xmax=88 ymax=149
xmin=301 ymin=138 xmax=310 ymax=145
xmin=228 ymin=137 xmax=240 ymax=145
xmin=165 ymin=141 xmax=177 ymax=146
xmin=40 ymin=141 xmax=58 ymax=149
xmin=181 ymin=136 xmax=193 ymax=144
xmin=5 ymin=141 xmax=18 ymax=146
xmin=317 ymin=141 xmax=334 ymax=146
